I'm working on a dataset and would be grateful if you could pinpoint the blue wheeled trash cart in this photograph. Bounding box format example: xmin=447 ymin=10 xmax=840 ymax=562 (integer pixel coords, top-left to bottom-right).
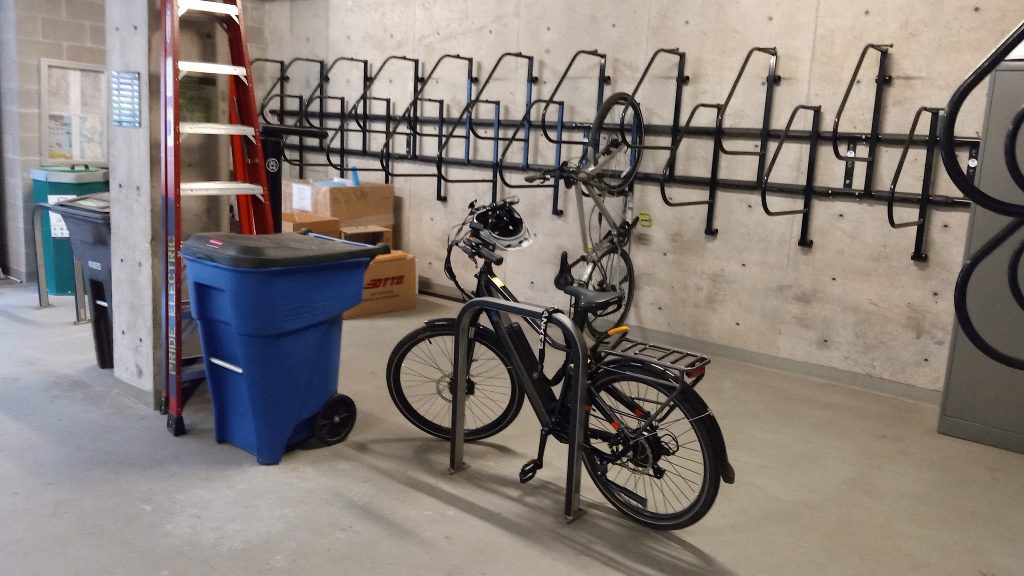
xmin=181 ymin=232 xmax=388 ymax=465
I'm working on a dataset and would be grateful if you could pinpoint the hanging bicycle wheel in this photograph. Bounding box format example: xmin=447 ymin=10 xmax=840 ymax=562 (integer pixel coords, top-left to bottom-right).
xmin=583 ymin=366 xmax=721 ymax=530
xmin=386 ymin=322 xmax=524 ymax=441
xmin=582 ymin=246 xmax=634 ymax=336
xmin=588 ymin=92 xmax=645 ymax=194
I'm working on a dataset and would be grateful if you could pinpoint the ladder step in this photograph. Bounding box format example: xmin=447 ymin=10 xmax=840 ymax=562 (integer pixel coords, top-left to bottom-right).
xmin=181 ymin=182 xmax=263 ymax=197
xmin=181 ymin=122 xmax=255 ymax=137
xmin=178 ymin=0 xmax=239 ymax=18
xmin=179 ymin=61 xmax=247 ymax=80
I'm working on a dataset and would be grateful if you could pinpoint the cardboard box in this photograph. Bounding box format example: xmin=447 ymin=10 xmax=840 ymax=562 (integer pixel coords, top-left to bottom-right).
xmin=284 ymin=180 xmax=394 ymax=228
xmin=344 ymin=250 xmax=416 ymax=319
xmin=315 ymin=182 xmax=394 ymax=227
xmin=281 ymin=212 xmax=340 ymax=237
xmin=339 ymin=224 xmax=392 ymax=248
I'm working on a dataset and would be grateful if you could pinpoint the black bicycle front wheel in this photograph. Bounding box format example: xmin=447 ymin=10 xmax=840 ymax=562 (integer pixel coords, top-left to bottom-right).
xmin=386 ymin=322 xmax=524 ymax=441
xmin=589 ymin=92 xmax=645 ymax=194
xmin=583 ymin=366 xmax=721 ymax=530
xmin=583 ymin=246 xmax=634 ymax=336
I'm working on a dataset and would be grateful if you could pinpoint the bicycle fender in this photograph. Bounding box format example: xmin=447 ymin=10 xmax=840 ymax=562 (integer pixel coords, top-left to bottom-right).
xmin=680 ymin=386 xmax=736 ymax=485
xmin=602 ymin=359 xmax=735 ymax=484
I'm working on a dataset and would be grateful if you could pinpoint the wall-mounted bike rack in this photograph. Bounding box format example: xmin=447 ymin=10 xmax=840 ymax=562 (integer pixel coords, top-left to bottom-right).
xmin=450 ymin=297 xmax=589 ymax=522
xmin=254 ymin=42 xmax=982 ymax=264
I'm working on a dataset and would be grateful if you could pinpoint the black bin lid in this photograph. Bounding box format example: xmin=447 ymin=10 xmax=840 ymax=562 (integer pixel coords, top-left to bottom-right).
xmin=48 ymin=192 xmax=111 ymax=223
xmin=182 ymin=232 xmax=389 ymax=269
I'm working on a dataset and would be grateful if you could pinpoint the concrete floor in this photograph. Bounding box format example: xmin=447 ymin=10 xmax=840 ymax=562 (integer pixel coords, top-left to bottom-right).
xmin=1 ymin=283 xmax=1022 ymax=576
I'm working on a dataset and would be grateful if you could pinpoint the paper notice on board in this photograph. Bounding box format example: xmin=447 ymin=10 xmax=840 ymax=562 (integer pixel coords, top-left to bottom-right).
xmin=47 ymin=194 xmax=75 ymax=238
xmin=292 ymin=183 xmax=313 ymax=212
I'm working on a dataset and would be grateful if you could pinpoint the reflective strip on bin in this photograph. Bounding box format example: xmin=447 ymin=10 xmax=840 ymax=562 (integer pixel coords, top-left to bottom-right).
xmin=95 ymin=300 xmax=109 ymax=308
xmin=210 ymin=357 xmax=243 ymax=374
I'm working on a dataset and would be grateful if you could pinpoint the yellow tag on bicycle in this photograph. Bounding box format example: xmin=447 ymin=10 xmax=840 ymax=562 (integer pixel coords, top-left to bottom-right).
xmin=638 ymin=213 xmax=653 ymax=228
xmin=490 ymin=276 xmax=505 ymax=287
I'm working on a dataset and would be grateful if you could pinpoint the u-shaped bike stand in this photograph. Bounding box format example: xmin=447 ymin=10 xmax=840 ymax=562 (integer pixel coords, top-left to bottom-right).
xmin=449 ymin=297 xmax=589 ymax=522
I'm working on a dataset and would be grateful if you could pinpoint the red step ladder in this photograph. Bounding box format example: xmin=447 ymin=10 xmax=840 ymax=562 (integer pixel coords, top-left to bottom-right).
xmin=161 ymin=0 xmax=274 ymax=435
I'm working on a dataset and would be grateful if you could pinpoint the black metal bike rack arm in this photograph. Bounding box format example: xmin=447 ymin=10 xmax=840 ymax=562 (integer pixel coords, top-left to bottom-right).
xmin=831 ymin=44 xmax=893 ymax=163
xmin=629 ymin=48 xmax=689 ymax=155
xmin=435 ymin=52 xmax=537 ymax=170
xmin=537 ymin=50 xmax=607 ymax=146
xmin=382 ymin=55 xmax=474 ymax=142
xmin=320 ymin=56 xmax=419 ymax=171
xmin=940 ymin=20 xmax=1024 ymax=369
xmin=717 ymin=47 xmax=779 ymax=160
xmin=301 ymin=57 xmax=370 ymax=130
xmin=1004 ymin=105 xmax=1024 ymax=196
xmin=251 ymin=58 xmax=285 ymax=123
xmin=496 ymin=98 xmax=566 ymax=214
xmin=659 ymin=102 xmax=723 ymax=235
xmin=759 ymin=104 xmax=820 ymax=247
xmin=886 ymin=106 xmax=943 ymax=261
xmin=450 ymin=297 xmax=588 ymax=522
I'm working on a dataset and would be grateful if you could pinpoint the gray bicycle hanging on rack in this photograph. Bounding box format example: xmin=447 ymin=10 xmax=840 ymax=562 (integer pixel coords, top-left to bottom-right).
xmin=528 ymin=92 xmax=646 ymax=336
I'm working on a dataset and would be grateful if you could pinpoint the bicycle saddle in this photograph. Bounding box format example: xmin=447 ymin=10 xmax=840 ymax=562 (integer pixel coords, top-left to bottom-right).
xmin=561 ymin=285 xmax=623 ymax=314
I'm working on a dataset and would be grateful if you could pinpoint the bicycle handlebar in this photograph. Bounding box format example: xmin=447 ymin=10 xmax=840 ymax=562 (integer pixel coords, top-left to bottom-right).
xmin=460 ymin=235 xmax=503 ymax=265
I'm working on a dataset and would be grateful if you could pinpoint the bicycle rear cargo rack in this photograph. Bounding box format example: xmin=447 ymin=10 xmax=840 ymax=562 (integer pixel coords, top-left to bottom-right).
xmin=596 ymin=335 xmax=709 ymax=383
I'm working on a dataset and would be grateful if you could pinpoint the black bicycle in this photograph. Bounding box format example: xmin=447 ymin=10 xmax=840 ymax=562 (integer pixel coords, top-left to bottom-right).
xmin=386 ymin=198 xmax=733 ymax=530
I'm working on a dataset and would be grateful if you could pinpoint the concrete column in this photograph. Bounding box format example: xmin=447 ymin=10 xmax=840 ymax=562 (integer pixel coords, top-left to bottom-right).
xmin=107 ymin=0 xmax=162 ymax=406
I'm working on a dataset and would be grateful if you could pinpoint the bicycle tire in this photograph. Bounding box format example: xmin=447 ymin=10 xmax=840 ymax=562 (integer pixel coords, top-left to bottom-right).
xmin=386 ymin=322 xmax=524 ymax=441
xmin=583 ymin=365 xmax=721 ymax=530
xmin=582 ymin=246 xmax=634 ymax=336
xmin=589 ymin=92 xmax=645 ymax=194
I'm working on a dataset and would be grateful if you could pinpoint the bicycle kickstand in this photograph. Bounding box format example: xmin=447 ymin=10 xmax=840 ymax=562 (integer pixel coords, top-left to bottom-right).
xmin=519 ymin=429 xmax=550 ymax=483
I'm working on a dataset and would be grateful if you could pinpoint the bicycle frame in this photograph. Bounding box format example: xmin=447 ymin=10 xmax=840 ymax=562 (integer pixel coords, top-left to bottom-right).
xmin=470 ymin=261 xmax=568 ymax=431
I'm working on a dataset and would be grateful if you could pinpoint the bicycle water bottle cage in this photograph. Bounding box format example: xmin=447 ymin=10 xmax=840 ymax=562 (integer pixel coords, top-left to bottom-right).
xmin=554 ymin=251 xmax=574 ymax=290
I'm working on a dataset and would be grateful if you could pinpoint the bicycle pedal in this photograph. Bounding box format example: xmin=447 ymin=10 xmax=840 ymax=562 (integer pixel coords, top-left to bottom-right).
xmin=519 ymin=459 xmax=542 ymax=484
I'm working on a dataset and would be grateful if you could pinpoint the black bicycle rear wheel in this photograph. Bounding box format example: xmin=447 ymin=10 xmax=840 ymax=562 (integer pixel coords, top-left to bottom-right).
xmin=583 ymin=366 xmax=721 ymax=530
xmin=386 ymin=322 xmax=524 ymax=441
xmin=589 ymin=92 xmax=645 ymax=193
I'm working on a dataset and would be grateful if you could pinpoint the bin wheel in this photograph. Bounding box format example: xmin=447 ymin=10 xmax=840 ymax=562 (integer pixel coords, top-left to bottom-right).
xmin=314 ymin=394 xmax=357 ymax=446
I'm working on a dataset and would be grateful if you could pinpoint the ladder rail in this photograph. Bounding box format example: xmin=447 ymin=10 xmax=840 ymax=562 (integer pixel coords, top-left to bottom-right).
xmin=161 ymin=0 xmax=274 ymax=435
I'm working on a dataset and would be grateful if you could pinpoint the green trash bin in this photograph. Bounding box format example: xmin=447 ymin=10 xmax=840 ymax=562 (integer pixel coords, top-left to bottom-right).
xmin=32 ymin=166 xmax=109 ymax=295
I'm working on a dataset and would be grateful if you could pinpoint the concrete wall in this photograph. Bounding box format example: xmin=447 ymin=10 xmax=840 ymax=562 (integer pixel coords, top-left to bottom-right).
xmin=252 ymin=0 xmax=1020 ymax=391
xmin=0 ymin=0 xmax=106 ymax=280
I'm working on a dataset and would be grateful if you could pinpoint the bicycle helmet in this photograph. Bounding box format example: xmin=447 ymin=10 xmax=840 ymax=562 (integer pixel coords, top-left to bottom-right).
xmin=474 ymin=202 xmax=532 ymax=251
